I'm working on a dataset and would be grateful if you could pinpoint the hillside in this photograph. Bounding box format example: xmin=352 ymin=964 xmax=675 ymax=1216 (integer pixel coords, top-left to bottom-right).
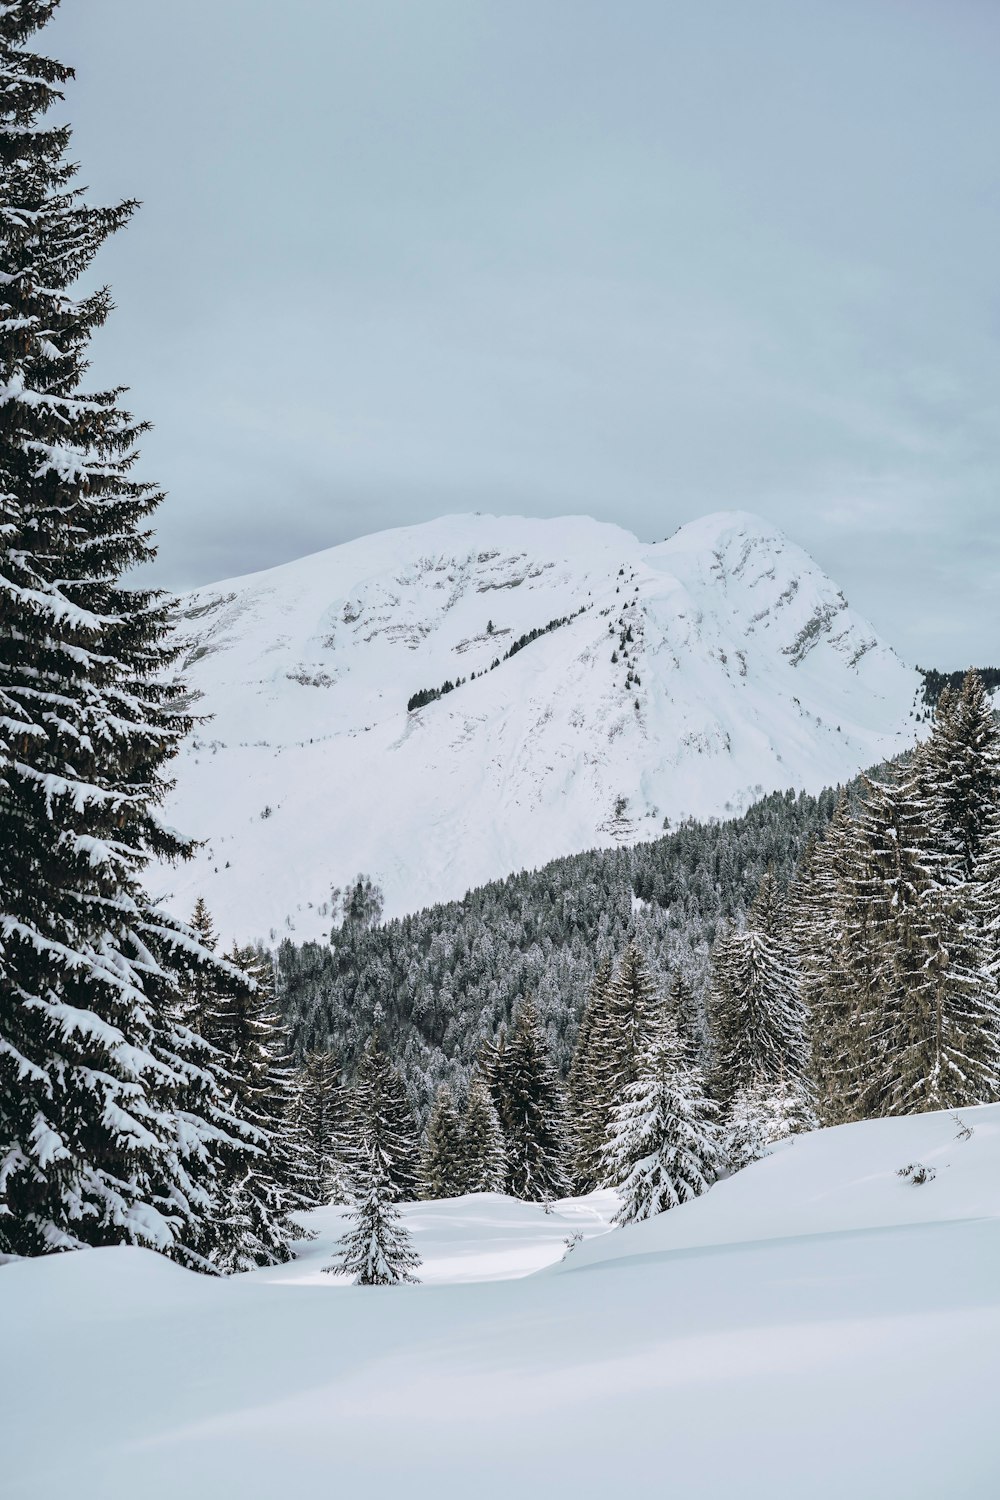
xmin=4 ymin=1103 xmax=998 ymax=1498
xmin=159 ymin=510 xmax=921 ymax=940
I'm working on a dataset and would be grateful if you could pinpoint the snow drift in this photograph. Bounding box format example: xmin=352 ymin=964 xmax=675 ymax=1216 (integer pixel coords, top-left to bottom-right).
xmin=3 ymin=1103 xmax=999 ymax=1498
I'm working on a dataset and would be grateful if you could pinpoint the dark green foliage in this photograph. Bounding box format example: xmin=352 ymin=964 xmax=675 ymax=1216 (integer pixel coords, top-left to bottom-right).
xmin=407 ymin=678 xmax=464 ymax=713
xmin=0 ymin=4 xmax=256 ymax=1266
xmin=459 ymin=1077 xmax=507 ymax=1193
xmin=276 ymin=787 xmax=837 ymax=1127
xmin=503 ymin=607 xmax=586 ymax=660
xmin=709 ymin=871 xmax=812 ymax=1109
xmin=350 ymin=1032 xmax=421 ymax=1201
xmin=198 ymin=942 xmax=303 ymax=1270
xmin=800 ymin=675 xmax=1000 ymax=1122
xmin=568 ymin=946 xmax=661 ymax=1191
xmin=918 ymin=666 xmax=1000 ymax=715
xmin=667 ymin=971 xmax=701 ymax=1065
xmin=492 ymin=998 xmax=570 ymax=1201
xmin=420 ymin=1084 xmax=466 ymax=1198
xmin=292 ymin=1048 xmax=351 ymax=1206
xmin=567 ymin=960 xmax=612 ymax=1191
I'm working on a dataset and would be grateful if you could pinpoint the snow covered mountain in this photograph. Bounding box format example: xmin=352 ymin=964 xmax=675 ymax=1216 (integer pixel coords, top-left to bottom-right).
xmin=159 ymin=510 xmax=922 ymax=940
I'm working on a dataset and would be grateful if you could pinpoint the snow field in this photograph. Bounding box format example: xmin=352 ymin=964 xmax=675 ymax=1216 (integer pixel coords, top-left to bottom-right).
xmin=4 ymin=1103 xmax=1000 ymax=1498
xmin=159 ymin=510 xmax=923 ymax=939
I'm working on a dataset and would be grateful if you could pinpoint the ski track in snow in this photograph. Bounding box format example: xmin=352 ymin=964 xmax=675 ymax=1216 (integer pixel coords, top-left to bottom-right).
xmin=4 ymin=1104 xmax=1000 ymax=1498
xmin=155 ymin=510 xmax=924 ymax=941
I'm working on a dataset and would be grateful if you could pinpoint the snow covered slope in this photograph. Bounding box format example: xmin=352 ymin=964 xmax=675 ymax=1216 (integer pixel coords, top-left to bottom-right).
xmin=4 ymin=1104 xmax=1000 ymax=1499
xmin=159 ymin=511 xmax=922 ymax=938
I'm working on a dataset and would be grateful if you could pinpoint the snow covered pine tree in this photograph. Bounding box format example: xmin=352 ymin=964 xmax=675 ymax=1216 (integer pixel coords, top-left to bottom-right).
xmin=492 ymin=998 xmax=571 ymax=1201
xmin=330 ymin=1136 xmax=421 ymax=1285
xmin=459 ymin=1075 xmax=507 ymax=1193
xmin=602 ymin=1021 xmax=721 ymax=1225
xmin=330 ymin=1030 xmax=421 ymax=1283
xmin=0 ymin=3 xmax=290 ymax=1267
xmin=710 ymin=872 xmax=815 ymax=1154
xmin=420 ymin=1083 xmax=466 ymax=1199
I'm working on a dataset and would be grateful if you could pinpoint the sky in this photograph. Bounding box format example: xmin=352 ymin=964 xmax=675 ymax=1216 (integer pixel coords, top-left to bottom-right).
xmin=49 ymin=0 xmax=1000 ymax=667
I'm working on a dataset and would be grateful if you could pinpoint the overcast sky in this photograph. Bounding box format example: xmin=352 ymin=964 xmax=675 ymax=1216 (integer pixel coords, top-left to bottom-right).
xmin=50 ymin=0 xmax=999 ymax=667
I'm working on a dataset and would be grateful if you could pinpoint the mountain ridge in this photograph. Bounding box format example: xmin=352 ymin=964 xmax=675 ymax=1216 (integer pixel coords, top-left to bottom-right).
xmin=157 ymin=509 xmax=922 ymax=939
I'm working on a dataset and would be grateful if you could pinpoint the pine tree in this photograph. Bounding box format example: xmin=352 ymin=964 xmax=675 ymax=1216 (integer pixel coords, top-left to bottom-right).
xmin=794 ymin=795 xmax=877 ymax=1123
xmin=667 ymin=970 xmax=701 ymax=1066
xmin=602 ymin=1024 xmax=722 ymax=1225
xmin=0 ymin=5 xmax=254 ymax=1265
xmin=600 ymin=943 xmax=659 ymax=1098
xmin=800 ymin=731 xmax=1000 ymax=1122
xmin=182 ymin=897 xmax=222 ymax=1031
xmin=458 ymin=1076 xmax=507 ymax=1193
xmin=197 ymin=940 xmax=303 ymax=1271
xmin=328 ymin=1138 xmax=420 ymax=1286
xmin=567 ymin=960 xmax=613 ymax=1192
xmin=922 ymin=674 xmax=1000 ymax=883
xmin=420 ymin=1084 xmax=465 ymax=1199
xmin=568 ymin=947 xmax=662 ymax=1193
xmin=291 ymin=1048 xmax=351 ymax=1206
xmin=349 ymin=1032 xmax=421 ymax=1201
xmin=724 ymin=1080 xmax=814 ymax=1172
xmin=709 ymin=872 xmax=812 ymax=1111
xmin=493 ymin=998 xmax=571 ymax=1201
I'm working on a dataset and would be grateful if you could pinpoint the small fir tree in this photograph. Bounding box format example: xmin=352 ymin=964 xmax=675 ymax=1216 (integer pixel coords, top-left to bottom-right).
xmin=724 ymin=1080 xmax=814 ymax=1172
xmin=602 ymin=1024 xmax=722 ymax=1225
xmin=329 ymin=1138 xmax=420 ymax=1286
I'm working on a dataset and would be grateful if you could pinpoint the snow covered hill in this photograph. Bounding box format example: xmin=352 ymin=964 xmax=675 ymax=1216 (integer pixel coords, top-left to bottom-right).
xmin=4 ymin=1104 xmax=999 ymax=1498
xmin=158 ymin=510 xmax=922 ymax=939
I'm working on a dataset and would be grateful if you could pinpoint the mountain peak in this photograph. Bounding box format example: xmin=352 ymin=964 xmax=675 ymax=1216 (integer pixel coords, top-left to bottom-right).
xmin=160 ymin=509 xmax=920 ymax=939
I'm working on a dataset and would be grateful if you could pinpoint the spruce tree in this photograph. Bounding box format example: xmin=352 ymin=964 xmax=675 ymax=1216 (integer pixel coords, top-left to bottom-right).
xmin=197 ymin=940 xmax=303 ymax=1271
xmin=568 ymin=947 xmax=662 ymax=1192
xmin=329 ymin=1138 xmax=420 ymax=1286
xmin=794 ymin=795 xmax=878 ymax=1123
xmin=602 ymin=1023 xmax=721 ymax=1225
xmin=922 ymin=674 xmax=1000 ymax=883
xmin=667 ymin=970 xmax=702 ymax=1066
xmin=291 ymin=1047 xmax=351 ymax=1206
xmin=600 ymin=943 xmax=659 ymax=1098
xmin=349 ymin=1031 xmax=421 ymax=1201
xmin=0 ymin=4 xmax=252 ymax=1264
xmin=459 ymin=1076 xmax=507 ymax=1193
xmin=420 ymin=1084 xmax=465 ymax=1199
xmin=724 ymin=1080 xmax=814 ymax=1172
xmin=493 ymin=998 xmax=571 ymax=1201
xmin=709 ymin=872 xmax=812 ymax=1112
xmin=182 ymin=897 xmax=223 ymax=1031
xmin=800 ymin=732 xmax=1000 ymax=1122
xmin=567 ymin=960 xmax=614 ymax=1192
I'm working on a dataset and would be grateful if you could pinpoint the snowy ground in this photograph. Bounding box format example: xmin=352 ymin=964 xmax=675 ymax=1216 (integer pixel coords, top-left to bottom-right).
xmin=5 ymin=1105 xmax=1000 ymax=1498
